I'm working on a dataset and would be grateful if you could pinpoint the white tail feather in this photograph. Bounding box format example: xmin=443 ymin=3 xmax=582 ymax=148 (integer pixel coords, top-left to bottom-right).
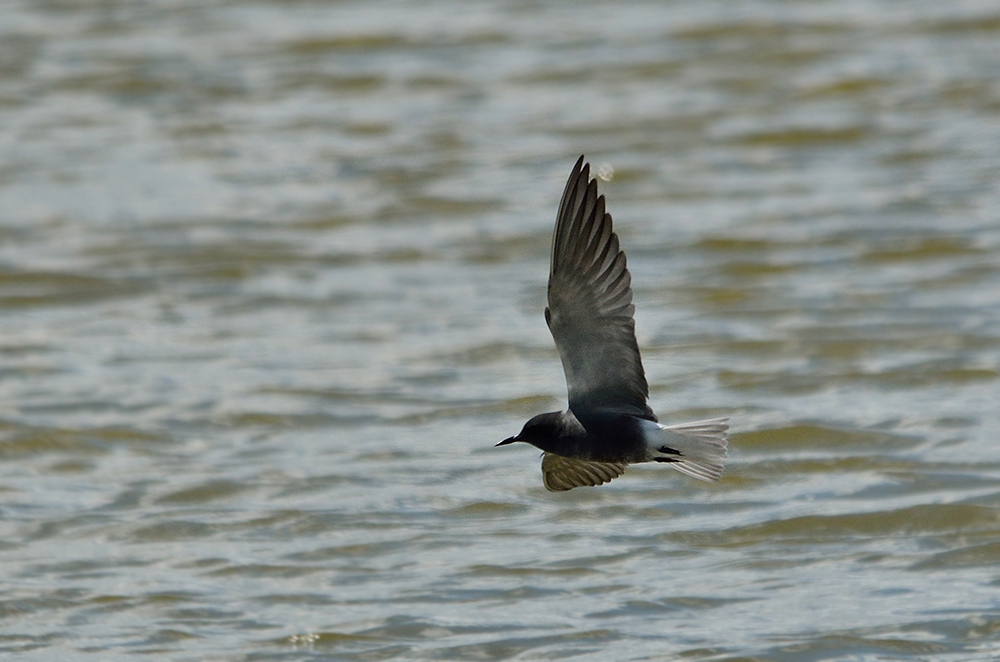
xmin=646 ymin=417 xmax=729 ymax=482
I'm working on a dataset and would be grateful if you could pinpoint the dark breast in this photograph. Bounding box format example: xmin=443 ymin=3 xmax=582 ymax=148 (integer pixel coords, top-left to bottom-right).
xmin=568 ymin=412 xmax=649 ymax=463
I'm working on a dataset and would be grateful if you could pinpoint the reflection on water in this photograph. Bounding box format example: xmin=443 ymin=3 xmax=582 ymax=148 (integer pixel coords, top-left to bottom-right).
xmin=1 ymin=0 xmax=999 ymax=659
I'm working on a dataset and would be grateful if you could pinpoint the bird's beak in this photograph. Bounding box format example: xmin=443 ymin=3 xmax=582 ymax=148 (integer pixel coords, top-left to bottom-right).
xmin=496 ymin=435 xmax=519 ymax=447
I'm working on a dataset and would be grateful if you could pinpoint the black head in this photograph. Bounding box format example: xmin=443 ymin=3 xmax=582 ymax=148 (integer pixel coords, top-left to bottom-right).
xmin=497 ymin=411 xmax=566 ymax=450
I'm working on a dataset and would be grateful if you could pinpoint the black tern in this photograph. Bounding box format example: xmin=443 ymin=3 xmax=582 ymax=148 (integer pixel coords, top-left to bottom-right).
xmin=498 ymin=156 xmax=729 ymax=491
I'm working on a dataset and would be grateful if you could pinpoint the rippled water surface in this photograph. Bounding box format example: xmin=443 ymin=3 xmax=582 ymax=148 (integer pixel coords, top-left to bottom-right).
xmin=2 ymin=1 xmax=1000 ymax=660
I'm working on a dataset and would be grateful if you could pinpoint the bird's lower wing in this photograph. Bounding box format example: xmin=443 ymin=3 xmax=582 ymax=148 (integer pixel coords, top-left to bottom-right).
xmin=541 ymin=453 xmax=627 ymax=491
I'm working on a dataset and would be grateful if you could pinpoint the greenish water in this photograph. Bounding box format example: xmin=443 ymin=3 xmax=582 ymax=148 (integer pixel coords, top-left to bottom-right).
xmin=1 ymin=1 xmax=999 ymax=660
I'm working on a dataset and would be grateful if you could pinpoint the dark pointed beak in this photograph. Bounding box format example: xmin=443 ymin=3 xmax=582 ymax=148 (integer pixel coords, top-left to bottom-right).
xmin=496 ymin=435 xmax=519 ymax=447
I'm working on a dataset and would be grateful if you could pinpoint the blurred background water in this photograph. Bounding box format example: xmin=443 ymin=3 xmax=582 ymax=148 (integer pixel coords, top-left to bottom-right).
xmin=2 ymin=1 xmax=1000 ymax=660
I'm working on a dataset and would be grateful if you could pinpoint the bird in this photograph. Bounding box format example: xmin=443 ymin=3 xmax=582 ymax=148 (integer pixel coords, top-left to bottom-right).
xmin=497 ymin=156 xmax=729 ymax=491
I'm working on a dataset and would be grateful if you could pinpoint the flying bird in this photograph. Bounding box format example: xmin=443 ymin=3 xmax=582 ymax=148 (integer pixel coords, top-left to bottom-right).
xmin=497 ymin=156 xmax=729 ymax=491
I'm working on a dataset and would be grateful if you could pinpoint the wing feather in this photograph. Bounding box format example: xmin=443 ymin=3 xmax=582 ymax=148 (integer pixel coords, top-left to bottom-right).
xmin=541 ymin=453 xmax=627 ymax=491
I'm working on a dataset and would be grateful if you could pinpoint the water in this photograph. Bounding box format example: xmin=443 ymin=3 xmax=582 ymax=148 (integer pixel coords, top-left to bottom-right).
xmin=2 ymin=1 xmax=1000 ymax=660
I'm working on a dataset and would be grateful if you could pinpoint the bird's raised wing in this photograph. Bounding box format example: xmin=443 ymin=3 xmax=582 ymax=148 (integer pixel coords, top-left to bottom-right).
xmin=545 ymin=156 xmax=655 ymax=420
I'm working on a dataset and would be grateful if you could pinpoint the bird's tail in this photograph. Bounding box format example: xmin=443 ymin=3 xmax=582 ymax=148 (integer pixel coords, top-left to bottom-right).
xmin=649 ymin=417 xmax=729 ymax=482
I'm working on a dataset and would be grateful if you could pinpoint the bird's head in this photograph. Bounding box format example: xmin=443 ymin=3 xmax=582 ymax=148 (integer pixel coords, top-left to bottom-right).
xmin=497 ymin=412 xmax=565 ymax=449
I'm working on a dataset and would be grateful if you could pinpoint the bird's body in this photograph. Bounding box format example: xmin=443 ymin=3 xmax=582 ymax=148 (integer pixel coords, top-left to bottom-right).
xmin=498 ymin=156 xmax=729 ymax=491
xmin=511 ymin=410 xmax=648 ymax=463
